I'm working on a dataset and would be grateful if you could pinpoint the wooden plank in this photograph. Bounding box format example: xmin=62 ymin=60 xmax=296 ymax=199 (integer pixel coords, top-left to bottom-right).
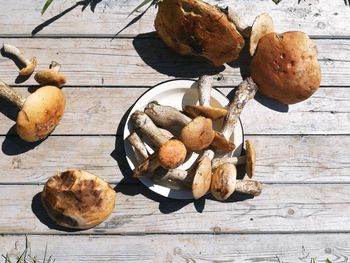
xmin=1 ymin=184 xmax=350 ymax=234
xmin=0 ymin=87 xmax=349 ymax=135
xmin=0 ymin=0 xmax=349 ymax=37
xmin=0 ymin=38 xmax=348 ymax=87
xmin=0 ymin=234 xmax=348 ymax=263
xmin=0 ymin=135 xmax=348 ymax=184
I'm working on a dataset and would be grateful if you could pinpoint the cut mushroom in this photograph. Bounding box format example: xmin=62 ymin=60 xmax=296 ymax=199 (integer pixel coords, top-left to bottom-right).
xmin=212 ymin=140 xmax=256 ymax=178
xmin=210 ymin=79 xmax=258 ymax=201
xmin=0 ymin=81 xmax=65 ymax=142
xmin=2 ymin=43 xmax=37 ymax=76
xmin=34 ymin=61 xmax=67 ymax=88
xmin=41 ymin=169 xmax=116 ymax=229
xmin=131 ymin=110 xmax=187 ymax=176
xmin=145 ymin=102 xmax=215 ymax=151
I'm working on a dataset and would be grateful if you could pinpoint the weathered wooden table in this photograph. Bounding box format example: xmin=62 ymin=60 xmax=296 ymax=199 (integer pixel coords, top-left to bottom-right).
xmin=0 ymin=0 xmax=349 ymax=262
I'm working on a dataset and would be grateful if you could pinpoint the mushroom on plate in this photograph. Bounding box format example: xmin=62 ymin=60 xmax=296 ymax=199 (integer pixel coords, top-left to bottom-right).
xmin=35 ymin=61 xmax=66 ymax=88
xmin=154 ymin=0 xmax=245 ymax=66
xmin=0 ymin=81 xmax=65 ymax=142
xmin=2 ymin=43 xmax=37 ymax=76
xmin=41 ymin=169 xmax=116 ymax=229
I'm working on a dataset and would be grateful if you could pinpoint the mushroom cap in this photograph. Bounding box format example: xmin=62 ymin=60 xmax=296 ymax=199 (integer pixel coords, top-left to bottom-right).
xmin=245 ymin=140 xmax=256 ymax=178
xmin=34 ymin=69 xmax=66 ymax=88
xmin=184 ymin=105 xmax=227 ymax=120
xmin=19 ymin=57 xmax=37 ymax=76
xmin=16 ymin=85 xmax=66 ymax=142
xmin=180 ymin=116 xmax=215 ymax=151
xmin=41 ymin=169 xmax=116 ymax=229
xmin=154 ymin=0 xmax=245 ymax=66
xmin=211 ymin=132 xmax=235 ymax=152
xmin=210 ymin=163 xmax=237 ymax=201
xmin=192 ymin=155 xmax=212 ymax=199
xmin=158 ymin=139 xmax=187 ymax=169
xmin=251 ymin=31 xmax=321 ymax=104
xmin=249 ymin=13 xmax=274 ymax=56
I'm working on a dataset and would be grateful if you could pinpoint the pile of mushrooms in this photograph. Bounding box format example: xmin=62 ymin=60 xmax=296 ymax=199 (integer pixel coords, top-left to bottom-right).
xmin=128 ymin=75 xmax=262 ymax=200
xmin=0 ymin=43 xmax=67 ymax=142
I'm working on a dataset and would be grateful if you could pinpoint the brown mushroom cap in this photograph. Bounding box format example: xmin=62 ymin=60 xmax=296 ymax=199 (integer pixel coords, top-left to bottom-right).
xmin=245 ymin=140 xmax=256 ymax=178
xmin=210 ymin=163 xmax=237 ymax=201
xmin=251 ymin=31 xmax=321 ymax=104
xmin=158 ymin=139 xmax=187 ymax=169
xmin=179 ymin=116 xmax=215 ymax=151
xmin=19 ymin=57 xmax=37 ymax=76
xmin=154 ymin=0 xmax=245 ymax=66
xmin=249 ymin=13 xmax=274 ymax=56
xmin=34 ymin=69 xmax=66 ymax=88
xmin=41 ymin=169 xmax=116 ymax=229
xmin=211 ymin=132 xmax=235 ymax=152
xmin=192 ymin=155 xmax=212 ymax=199
xmin=16 ymin=86 xmax=66 ymax=142
xmin=184 ymin=105 xmax=227 ymax=120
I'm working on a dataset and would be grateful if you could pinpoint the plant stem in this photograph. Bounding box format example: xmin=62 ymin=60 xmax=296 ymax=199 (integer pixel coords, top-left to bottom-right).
xmin=0 ymin=81 xmax=25 ymax=109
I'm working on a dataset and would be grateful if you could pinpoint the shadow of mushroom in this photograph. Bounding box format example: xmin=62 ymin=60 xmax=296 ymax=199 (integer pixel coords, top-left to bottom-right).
xmin=1 ymin=126 xmax=44 ymax=156
xmin=31 ymin=0 xmax=103 ymax=36
xmin=31 ymin=192 xmax=81 ymax=232
xmin=132 ymin=32 xmax=225 ymax=78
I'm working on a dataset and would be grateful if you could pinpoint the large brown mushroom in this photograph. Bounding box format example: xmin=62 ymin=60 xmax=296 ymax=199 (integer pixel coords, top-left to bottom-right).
xmin=35 ymin=61 xmax=66 ymax=88
xmin=250 ymin=31 xmax=321 ymax=104
xmin=41 ymin=169 xmax=116 ymax=229
xmin=0 ymin=81 xmax=66 ymax=142
xmin=154 ymin=0 xmax=245 ymax=66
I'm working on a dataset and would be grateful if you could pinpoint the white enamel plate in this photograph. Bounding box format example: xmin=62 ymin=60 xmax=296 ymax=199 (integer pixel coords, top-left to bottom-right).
xmin=123 ymin=79 xmax=244 ymax=199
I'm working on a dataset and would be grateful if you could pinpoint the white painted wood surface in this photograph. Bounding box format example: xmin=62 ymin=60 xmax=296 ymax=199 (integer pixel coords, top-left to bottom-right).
xmin=0 ymin=0 xmax=349 ymax=261
xmin=0 ymin=234 xmax=347 ymax=263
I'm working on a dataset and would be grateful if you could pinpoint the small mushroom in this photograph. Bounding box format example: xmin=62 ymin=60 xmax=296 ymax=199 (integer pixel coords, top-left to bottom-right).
xmin=2 ymin=43 xmax=37 ymax=76
xmin=212 ymin=140 xmax=256 ymax=178
xmin=0 ymin=81 xmax=66 ymax=142
xmin=131 ymin=111 xmax=187 ymax=176
xmin=41 ymin=169 xmax=116 ymax=229
xmin=184 ymin=75 xmax=227 ymax=120
xmin=35 ymin=61 xmax=66 ymax=88
xmin=145 ymin=102 xmax=215 ymax=151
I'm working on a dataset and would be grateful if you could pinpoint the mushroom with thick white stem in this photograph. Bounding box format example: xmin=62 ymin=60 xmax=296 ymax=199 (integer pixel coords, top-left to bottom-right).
xmin=144 ymin=102 xmax=232 ymax=151
xmin=212 ymin=139 xmax=256 ymax=178
xmin=210 ymin=79 xmax=258 ymax=201
xmin=131 ymin=110 xmax=187 ymax=177
xmin=0 ymin=81 xmax=65 ymax=142
xmin=35 ymin=61 xmax=67 ymax=88
xmin=2 ymin=43 xmax=38 ymax=76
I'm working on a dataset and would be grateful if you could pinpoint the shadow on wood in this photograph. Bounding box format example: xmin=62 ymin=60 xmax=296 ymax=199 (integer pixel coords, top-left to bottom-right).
xmin=1 ymin=126 xmax=44 ymax=156
xmin=32 ymin=0 xmax=103 ymax=36
xmin=31 ymin=192 xmax=81 ymax=232
xmin=0 ymin=97 xmax=19 ymax=122
xmin=132 ymin=33 xmax=225 ymax=78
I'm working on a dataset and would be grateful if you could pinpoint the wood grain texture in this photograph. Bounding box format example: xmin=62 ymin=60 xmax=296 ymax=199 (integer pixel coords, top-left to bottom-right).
xmin=0 ymin=135 xmax=348 ymax=184
xmin=0 ymin=0 xmax=348 ymax=37
xmin=0 ymin=87 xmax=349 ymax=135
xmin=0 ymin=234 xmax=348 ymax=263
xmin=1 ymin=184 xmax=350 ymax=234
xmin=0 ymin=38 xmax=348 ymax=87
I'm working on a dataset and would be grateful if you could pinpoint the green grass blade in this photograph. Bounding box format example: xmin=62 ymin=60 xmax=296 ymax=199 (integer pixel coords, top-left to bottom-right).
xmin=41 ymin=0 xmax=55 ymax=15
xmin=128 ymin=0 xmax=153 ymax=17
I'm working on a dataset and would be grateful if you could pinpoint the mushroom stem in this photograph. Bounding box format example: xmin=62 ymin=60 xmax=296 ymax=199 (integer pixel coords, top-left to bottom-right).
xmin=212 ymin=156 xmax=246 ymax=169
xmin=144 ymin=101 xmax=191 ymax=127
xmin=223 ymin=7 xmax=251 ymax=38
xmin=49 ymin=61 xmax=61 ymax=72
xmin=127 ymin=132 xmax=149 ymax=162
xmin=235 ymin=180 xmax=262 ymax=196
xmin=3 ymin=43 xmax=31 ymax=66
xmin=131 ymin=110 xmax=170 ymax=147
xmin=221 ymin=77 xmax=258 ymax=140
xmin=198 ymin=75 xmax=215 ymax=106
xmin=0 ymin=81 xmax=25 ymax=109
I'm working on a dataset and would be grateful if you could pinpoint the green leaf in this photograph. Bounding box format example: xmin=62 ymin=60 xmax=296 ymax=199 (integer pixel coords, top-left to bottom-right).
xmin=272 ymin=0 xmax=282 ymax=4
xmin=128 ymin=0 xmax=153 ymax=17
xmin=41 ymin=0 xmax=55 ymax=15
xmin=325 ymin=259 xmax=332 ymax=263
